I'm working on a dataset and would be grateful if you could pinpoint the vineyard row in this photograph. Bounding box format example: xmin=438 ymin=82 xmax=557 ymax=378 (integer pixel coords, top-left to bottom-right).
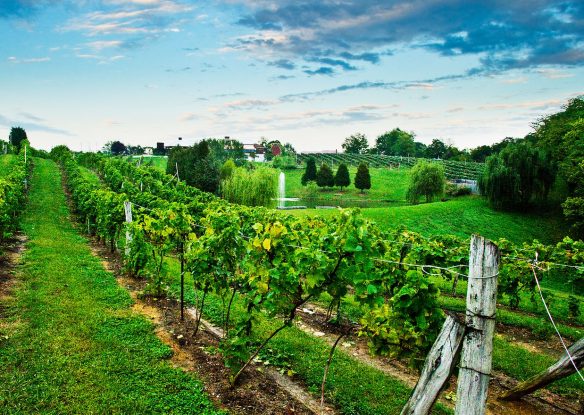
xmin=59 ymin=152 xmax=582 ymax=379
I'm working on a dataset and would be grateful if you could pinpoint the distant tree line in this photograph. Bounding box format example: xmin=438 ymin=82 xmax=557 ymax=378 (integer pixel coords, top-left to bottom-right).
xmin=341 ymin=129 xmax=517 ymax=162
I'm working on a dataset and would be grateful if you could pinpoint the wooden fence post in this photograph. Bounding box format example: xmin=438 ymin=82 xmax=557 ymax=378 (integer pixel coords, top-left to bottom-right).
xmin=455 ymin=235 xmax=500 ymax=415
xmin=400 ymin=315 xmax=466 ymax=415
xmin=499 ymin=337 xmax=584 ymax=401
xmin=124 ymin=201 xmax=133 ymax=257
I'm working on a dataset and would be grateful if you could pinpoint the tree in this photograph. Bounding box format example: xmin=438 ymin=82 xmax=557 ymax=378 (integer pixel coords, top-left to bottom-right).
xmin=470 ymin=145 xmax=493 ymax=162
xmin=342 ymin=133 xmax=369 ymax=154
xmin=425 ymin=139 xmax=447 ymax=159
xmin=334 ymin=163 xmax=350 ymax=191
xmin=127 ymin=145 xmax=144 ymax=155
xmin=259 ymin=138 xmax=283 ymax=161
xmin=167 ymin=140 xmax=221 ymax=193
xmin=9 ymin=127 xmax=27 ymax=151
xmin=282 ymin=142 xmax=296 ymax=155
xmin=354 ymin=163 xmax=371 ymax=193
xmin=413 ymin=141 xmax=427 ymax=157
xmin=375 ymin=128 xmax=415 ymax=156
xmin=50 ymin=145 xmax=71 ymax=160
xmin=479 ymin=142 xmax=554 ymax=210
xmin=192 ymin=157 xmax=220 ymax=193
xmin=316 ymin=163 xmax=334 ymax=188
xmin=407 ymin=161 xmax=445 ymax=204
xmin=110 ymin=141 xmax=127 ymax=156
xmin=301 ymin=157 xmax=317 ymax=185
xmin=534 ymin=97 xmax=584 ymax=167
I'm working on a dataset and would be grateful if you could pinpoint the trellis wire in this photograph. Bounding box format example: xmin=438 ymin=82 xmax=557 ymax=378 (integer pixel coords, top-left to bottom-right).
xmin=531 ymin=253 xmax=584 ymax=382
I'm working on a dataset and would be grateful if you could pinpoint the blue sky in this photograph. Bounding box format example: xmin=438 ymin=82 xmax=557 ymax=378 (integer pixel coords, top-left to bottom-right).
xmin=1 ymin=0 xmax=583 ymax=152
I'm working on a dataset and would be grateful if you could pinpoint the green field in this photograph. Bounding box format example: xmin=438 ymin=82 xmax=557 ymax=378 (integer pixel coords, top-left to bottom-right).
xmin=290 ymin=197 xmax=566 ymax=245
xmin=0 ymin=159 xmax=222 ymax=414
xmin=136 ymin=156 xmax=168 ymax=172
xmin=283 ymin=166 xmax=410 ymax=205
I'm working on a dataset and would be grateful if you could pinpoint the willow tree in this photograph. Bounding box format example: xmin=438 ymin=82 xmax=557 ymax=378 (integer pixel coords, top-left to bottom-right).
xmin=479 ymin=141 xmax=554 ymax=210
xmin=406 ymin=161 xmax=445 ymax=204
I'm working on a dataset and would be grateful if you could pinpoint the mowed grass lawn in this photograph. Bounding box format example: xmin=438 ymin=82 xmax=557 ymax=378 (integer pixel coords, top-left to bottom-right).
xmin=290 ymin=197 xmax=567 ymax=245
xmin=284 ymin=166 xmax=410 ymax=202
xmin=0 ymin=158 xmax=222 ymax=414
xmin=138 ymin=155 xmax=168 ymax=172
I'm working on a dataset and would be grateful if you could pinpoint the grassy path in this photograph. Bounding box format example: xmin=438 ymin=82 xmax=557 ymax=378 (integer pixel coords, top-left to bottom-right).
xmin=0 ymin=158 xmax=222 ymax=414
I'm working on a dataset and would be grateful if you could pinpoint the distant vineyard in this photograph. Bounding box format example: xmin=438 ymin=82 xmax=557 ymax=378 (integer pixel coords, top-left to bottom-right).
xmin=297 ymin=153 xmax=485 ymax=181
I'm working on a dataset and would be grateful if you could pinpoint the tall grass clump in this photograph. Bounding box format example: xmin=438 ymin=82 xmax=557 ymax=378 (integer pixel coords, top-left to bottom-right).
xmin=221 ymin=166 xmax=278 ymax=207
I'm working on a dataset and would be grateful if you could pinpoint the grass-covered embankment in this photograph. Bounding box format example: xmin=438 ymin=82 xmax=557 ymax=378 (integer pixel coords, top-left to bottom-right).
xmin=0 ymin=158 xmax=222 ymax=414
xmin=291 ymin=197 xmax=567 ymax=245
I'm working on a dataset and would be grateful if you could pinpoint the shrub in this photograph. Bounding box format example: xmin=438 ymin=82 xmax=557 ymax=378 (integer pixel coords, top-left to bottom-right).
xmin=445 ymin=183 xmax=472 ymax=197
xmin=220 ymin=159 xmax=236 ymax=181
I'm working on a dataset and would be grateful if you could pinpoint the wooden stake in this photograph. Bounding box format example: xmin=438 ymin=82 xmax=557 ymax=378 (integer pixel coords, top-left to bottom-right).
xmin=400 ymin=315 xmax=465 ymax=415
xmin=124 ymin=201 xmax=133 ymax=257
xmin=455 ymin=235 xmax=500 ymax=415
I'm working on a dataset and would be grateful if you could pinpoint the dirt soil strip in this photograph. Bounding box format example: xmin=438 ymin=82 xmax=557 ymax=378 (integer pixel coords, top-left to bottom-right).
xmin=90 ymin=243 xmax=331 ymax=415
xmin=0 ymin=234 xmax=27 ymax=318
xmin=185 ymin=308 xmax=336 ymax=415
xmin=298 ymin=304 xmax=580 ymax=415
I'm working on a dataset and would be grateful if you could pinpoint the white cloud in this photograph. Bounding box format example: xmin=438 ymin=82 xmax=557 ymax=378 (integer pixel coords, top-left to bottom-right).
xmin=85 ymin=40 xmax=123 ymax=50
xmin=7 ymin=56 xmax=50 ymax=64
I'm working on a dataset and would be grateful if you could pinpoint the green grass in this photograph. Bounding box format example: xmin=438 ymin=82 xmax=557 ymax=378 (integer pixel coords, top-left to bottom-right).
xmin=0 ymin=158 xmax=222 ymax=414
xmin=313 ymin=291 xmax=584 ymax=398
xmin=0 ymin=154 xmax=16 ymax=177
xmin=438 ymin=295 xmax=584 ymax=340
xmin=434 ymin=274 xmax=584 ymax=326
xmin=290 ymin=197 xmax=567 ymax=245
xmin=136 ymin=156 xmax=168 ymax=172
xmin=284 ymin=166 xmax=410 ymax=206
xmin=493 ymin=336 xmax=582 ymax=398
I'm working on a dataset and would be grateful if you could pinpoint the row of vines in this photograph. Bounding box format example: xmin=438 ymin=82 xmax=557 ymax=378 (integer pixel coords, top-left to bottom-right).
xmin=58 ymin=151 xmax=583 ymax=383
xmin=0 ymin=149 xmax=32 ymax=242
xmin=297 ymin=153 xmax=485 ymax=181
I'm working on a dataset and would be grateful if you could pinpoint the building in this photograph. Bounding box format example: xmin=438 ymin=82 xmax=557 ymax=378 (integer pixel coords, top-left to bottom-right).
xmin=243 ymin=143 xmax=266 ymax=162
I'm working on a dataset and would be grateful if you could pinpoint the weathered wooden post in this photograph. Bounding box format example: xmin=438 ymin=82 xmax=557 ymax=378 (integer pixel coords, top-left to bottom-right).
xmin=455 ymin=235 xmax=500 ymax=415
xmin=499 ymin=337 xmax=584 ymax=401
xmin=400 ymin=315 xmax=465 ymax=415
xmin=124 ymin=201 xmax=133 ymax=257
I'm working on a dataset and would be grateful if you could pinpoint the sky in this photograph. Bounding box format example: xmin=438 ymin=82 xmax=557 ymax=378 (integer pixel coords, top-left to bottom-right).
xmin=0 ymin=0 xmax=583 ymax=152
